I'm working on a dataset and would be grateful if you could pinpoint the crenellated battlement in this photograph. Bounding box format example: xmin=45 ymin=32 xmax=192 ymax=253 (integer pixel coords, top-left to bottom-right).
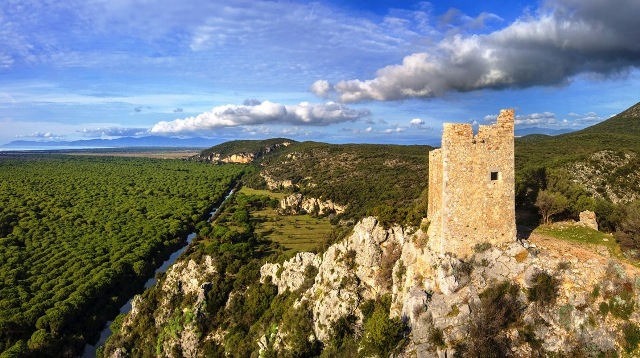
xmin=427 ymin=109 xmax=516 ymax=258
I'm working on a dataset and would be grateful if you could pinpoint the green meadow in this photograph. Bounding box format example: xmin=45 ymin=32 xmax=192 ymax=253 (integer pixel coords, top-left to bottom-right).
xmin=239 ymin=187 xmax=333 ymax=255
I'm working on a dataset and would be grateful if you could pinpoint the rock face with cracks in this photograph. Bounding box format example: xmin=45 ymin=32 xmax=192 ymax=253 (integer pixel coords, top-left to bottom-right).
xmin=107 ymin=215 xmax=640 ymax=357
xmin=279 ymin=193 xmax=346 ymax=216
xmin=111 ymin=256 xmax=217 ymax=358
xmin=260 ymin=217 xmax=640 ymax=357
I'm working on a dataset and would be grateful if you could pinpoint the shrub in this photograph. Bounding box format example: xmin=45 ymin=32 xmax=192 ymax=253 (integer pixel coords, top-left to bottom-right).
xmin=359 ymin=296 xmax=408 ymax=358
xmin=519 ymin=325 xmax=542 ymax=352
xmin=623 ymin=322 xmax=640 ymax=353
xmin=515 ymin=250 xmax=529 ymax=263
xmin=279 ymin=302 xmax=322 ymax=357
xmin=395 ymin=262 xmax=407 ymax=282
xmin=428 ymin=327 xmax=446 ymax=348
xmin=343 ymin=249 xmax=357 ymax=270
xmin=594 ymin=198 xmax=624 ymax=233
xmin=598 ymin=302 xmax=610 ymax=316
xmin=299 ymin=264 xmax=318 ymax=292
xmin=556 ymin=261 xmax=571 ymax=271
xmin=420 ymin=220 xmax=430 ymax=233
xmin=615 ymin=200 xmax=640 ymax=259
xmin=327 ymin=314 xmax=356 ymax=351
xmin=377 ymin=243 xmax=401 ymax=290
xmin=609 ymin=292 xmax=635 ymax=320
xmin=527 ymin=271 xmax=559 ymax=307
xmin=473 ymin=242 xmax=492 ymax=253
xmin=457 ymin=281 xmax=523 ymax=357
xmin=558 ymin=304 xmax=574 ymax=329
xmin=413 ymin=232 xmax=429 ymax=249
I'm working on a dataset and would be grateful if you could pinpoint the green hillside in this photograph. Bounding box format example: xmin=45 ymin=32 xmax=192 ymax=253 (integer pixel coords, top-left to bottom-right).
xmin=244 ymin=141 xmax=432 ymax=225
xmin=195 ymin=138 xmax=296 ymax=162
xmin=516 ymin=102 xmax=640 ymax=170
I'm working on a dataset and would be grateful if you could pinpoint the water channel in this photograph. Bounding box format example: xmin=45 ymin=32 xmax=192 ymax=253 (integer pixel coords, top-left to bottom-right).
xmin=82 ymin=189 xmax=234 ymax=357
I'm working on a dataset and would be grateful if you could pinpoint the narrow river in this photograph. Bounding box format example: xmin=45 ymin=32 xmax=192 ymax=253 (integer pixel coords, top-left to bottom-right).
xmin=82 ymin=189 xmax=234 ymax=357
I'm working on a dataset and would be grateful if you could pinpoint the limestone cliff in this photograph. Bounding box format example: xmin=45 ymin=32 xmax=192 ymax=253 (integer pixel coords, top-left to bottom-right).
xmin=105 ymin=216 xmax=640 ymax=357
xmin=260 ymin=217 xmax=640 ymax=357
xmin=108 ymin=257 xmax=217 ymax=358
xmin=195 ymin=138 xmax=294 ymax=164
xmin=278 ymin=193 xmax=347 ymax=216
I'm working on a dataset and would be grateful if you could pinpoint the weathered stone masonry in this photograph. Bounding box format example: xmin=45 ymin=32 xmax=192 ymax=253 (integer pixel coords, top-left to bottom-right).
xmin=427 ymin=109 xmax=516 ymax=258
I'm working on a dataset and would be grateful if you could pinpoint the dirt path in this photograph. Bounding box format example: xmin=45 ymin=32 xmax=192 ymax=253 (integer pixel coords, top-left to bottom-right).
xmin=527 ymin=231 xmax=640 ymax=277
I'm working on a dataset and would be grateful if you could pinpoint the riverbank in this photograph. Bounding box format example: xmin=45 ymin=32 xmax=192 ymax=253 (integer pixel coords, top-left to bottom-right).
xmin=83 ymin=187 xmax=237 ymax=357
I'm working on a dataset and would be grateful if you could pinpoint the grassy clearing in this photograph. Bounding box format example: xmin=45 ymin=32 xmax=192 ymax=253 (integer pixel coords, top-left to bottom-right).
xmin=240 ymin=186 xmax=287 ymax=200
xmin=534 ymin=224 xmax=623 ymax=257
xmin=239 ymin=187 xmax=333 ymax=255
xmin=253 ymin=210 xmax=333 ymax=255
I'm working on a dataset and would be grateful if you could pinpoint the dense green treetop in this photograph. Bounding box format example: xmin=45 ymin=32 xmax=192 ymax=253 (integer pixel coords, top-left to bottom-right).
xmin=0 ymin=155 xmax=244 ymax=357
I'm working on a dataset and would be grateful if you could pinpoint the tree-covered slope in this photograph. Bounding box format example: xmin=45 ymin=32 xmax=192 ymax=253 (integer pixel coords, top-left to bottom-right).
xmin=0 ymin=156 xmax=244 ymax=357
xmin=244 ymin=141 xmax=433 ymax=225
xmin=194 ymin=138 xmax=296 ymax=163
xmin=515 ymin=101 xmax=640 ymax=170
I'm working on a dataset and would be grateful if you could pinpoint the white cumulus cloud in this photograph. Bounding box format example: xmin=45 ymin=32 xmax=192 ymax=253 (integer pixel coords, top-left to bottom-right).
xmin=317 ymin=0 xmax=640 ymax=102
xmin=310 ymin=80 xmax=333 ymax=98
xmin=150 ymin=100 xmax=370 ymax=134
xmin=514 ymin=112 xmax=558 ymax=126
xmin=410 ymin=118 xmax=424 ymax=126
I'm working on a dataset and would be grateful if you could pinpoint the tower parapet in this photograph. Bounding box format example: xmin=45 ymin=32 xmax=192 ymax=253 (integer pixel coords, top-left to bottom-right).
xmin=427 ymin=109 xmax=516 ymax=258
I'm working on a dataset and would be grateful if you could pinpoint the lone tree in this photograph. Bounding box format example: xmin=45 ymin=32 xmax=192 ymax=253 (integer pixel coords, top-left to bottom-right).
xmin=535 ymin=190 xmax=569 ymax=224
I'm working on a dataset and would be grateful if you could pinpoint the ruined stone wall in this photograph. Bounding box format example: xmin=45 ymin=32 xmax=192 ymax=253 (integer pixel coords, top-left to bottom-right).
xmin=427 ymin=109 xmax=516 ymax=258
xmin=427 ymin=149 xmax=443 ymax=220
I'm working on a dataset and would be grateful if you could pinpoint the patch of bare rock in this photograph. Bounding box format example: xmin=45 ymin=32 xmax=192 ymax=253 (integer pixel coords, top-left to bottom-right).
xmin=260 ymin=216 xmax=640 ymax=357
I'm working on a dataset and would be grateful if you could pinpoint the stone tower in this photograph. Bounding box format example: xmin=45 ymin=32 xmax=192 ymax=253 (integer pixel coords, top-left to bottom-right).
xmin=427 ymin=109 xmax=516 ymax=258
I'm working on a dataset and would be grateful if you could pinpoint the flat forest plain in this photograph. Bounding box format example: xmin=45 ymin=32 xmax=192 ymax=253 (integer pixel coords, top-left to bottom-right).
xmin=0 ymin=153 xmax=244 ymax=356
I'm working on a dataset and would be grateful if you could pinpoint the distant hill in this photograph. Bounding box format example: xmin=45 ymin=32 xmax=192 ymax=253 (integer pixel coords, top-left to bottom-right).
xmin=247 ymin=141 xmax=432 ymax=224
xmin=516 ymin=101 xmax=640 ymax=203
xmin=193 ymin=138 xmax=296 ymax=163
xmin=2 ymin=136 xmax=221 ymax=148
xmin=516 ymin=102 xmax=640 ymax=169
xmin=515 ymin=127 xmax=573 ymax=137
xmin=197 ymin=139 xmax=432 ymax=223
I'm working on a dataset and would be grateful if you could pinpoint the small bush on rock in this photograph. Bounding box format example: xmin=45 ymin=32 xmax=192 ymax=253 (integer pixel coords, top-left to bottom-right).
xmin=623 ymin=322 xmax=640 ymax=353
xmin=428 ymin=327 xmax=446 ymax=348
xmin=473 ymin=242 xmax=492 ymax=253
xmin=456 ymin=281 xmax=523 ymax=357
xmin=359 ymin=294 xmax=408 ymax=358
xmin=527 ymin=271 xmax=559 ymax=307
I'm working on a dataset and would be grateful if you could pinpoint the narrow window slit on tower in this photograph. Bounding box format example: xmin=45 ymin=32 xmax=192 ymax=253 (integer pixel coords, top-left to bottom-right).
xmin=490 ymin=171 xmax=500 ymax=181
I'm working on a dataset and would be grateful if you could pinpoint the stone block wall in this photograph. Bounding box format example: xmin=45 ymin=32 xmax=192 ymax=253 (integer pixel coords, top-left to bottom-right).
xmin=427 ymin=109 xmax=516 ymax=258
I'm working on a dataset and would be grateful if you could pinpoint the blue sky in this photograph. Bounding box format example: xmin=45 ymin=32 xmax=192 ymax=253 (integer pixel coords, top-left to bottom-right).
xmin=1 ymin=0 xmax=640 ymax=146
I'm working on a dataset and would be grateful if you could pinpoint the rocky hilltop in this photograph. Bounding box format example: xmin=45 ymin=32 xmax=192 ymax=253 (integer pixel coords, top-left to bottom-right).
xmin=193 ymin=138 xmax=295 ymax=164
xmin=105 ymin=215 xmax=640 ymax=357
xmin=261 ymin=217 xmax=640 ymax=356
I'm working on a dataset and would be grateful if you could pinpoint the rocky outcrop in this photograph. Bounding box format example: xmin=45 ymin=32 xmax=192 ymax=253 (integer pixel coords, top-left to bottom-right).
xmin=260 ymin=216 xmax=640 ymax=356
xmin=212 ymin=153 xmax=255 ymax=163
xmin=114 ymin=256 xmax=217 ymax=358
xmin=279 ymin=193 xmax=346 ymax=216
xmin=110 ymin=216 xmax=640 ymax=357
xmin=260 ymin=252 xmax=321 ymax=294
xmin=261 ymin=173 xmax=294 ymax=190
xmin=579 ymin=210 xmax=598 ymax=230
xmin=260 ymin=217 xmax=403 ymax=341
